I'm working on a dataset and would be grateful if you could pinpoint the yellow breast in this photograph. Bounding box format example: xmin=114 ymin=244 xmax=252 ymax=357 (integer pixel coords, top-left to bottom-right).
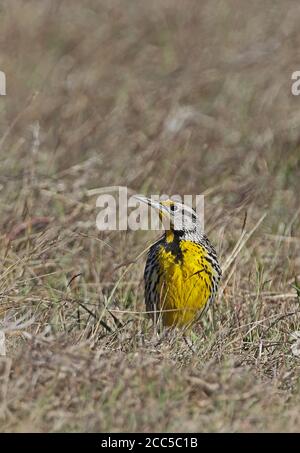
xmin=156 ymin=239 xmax=215 ymax=327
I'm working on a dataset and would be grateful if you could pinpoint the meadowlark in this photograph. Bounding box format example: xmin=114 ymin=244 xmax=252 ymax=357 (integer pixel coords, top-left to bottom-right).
xmin=138 ymin=197 xmax=222 ymax=328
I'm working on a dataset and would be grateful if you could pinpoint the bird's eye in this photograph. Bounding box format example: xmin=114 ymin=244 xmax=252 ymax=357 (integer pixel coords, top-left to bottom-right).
xmin=170 ymin=204 xmax=178 ymax=213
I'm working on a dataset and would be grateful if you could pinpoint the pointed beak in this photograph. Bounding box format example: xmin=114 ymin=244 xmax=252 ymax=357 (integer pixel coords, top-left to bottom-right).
xmin=134 ymin=195 xmax=170 ymax=221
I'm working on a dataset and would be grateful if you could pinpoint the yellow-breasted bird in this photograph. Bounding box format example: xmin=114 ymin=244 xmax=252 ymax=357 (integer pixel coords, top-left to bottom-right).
xmin=138 ymin=197 xmax=222 ymax=328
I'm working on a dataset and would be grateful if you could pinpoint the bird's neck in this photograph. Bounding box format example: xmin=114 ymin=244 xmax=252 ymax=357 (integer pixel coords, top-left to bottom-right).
xmin=165 ymin=229 xmax=176 ymax=243
xmin=164 ymin=227 xmax=203 ymax=244
xmin=161 ymin=229 xmax=183 ymax=263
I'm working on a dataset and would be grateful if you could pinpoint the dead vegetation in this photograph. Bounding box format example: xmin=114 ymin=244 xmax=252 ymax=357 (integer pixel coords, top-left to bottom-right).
xmin=0 ymin=0 xmax=300 ymax=432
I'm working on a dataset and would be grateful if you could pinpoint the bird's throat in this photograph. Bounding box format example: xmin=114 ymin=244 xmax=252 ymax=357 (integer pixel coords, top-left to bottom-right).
xmin=162 ymin=229 xmax=183 ymax=263
xmin=165 ymin=229 xmax=175 ymax=243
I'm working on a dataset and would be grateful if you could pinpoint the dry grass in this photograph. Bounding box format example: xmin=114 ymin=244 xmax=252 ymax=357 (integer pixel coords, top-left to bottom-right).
xmin=0 ymin=0 xmax=300 ymax=432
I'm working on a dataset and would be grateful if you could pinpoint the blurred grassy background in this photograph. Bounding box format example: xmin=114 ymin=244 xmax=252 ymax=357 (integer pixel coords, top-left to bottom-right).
xmin=0 ymin=0 xmax=300 ymax=432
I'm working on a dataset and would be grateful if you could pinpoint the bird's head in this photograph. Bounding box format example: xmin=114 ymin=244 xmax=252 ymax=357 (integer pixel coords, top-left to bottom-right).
xmin=136 ymin=196 xmax=203 ymax=240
